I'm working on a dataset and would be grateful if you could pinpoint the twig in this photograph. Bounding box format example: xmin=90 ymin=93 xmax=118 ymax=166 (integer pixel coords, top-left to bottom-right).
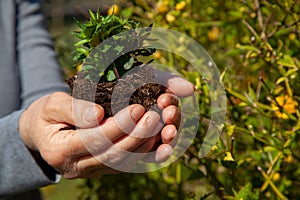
xmin=254 ymin=0 xmax=264 ymax=33
xmin=259 ymin=77 xmax=282 ymax=109
xmin=258 ymin=166 xmax=288 ymax=200
xmin=242 ymin=19 xmax=259 ymax=37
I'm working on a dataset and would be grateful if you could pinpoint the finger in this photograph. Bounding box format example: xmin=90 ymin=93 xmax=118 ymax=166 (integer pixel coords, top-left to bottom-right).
xmin=55 ymin=104 xmax=145 ymax=158
xmin=165 ymin=76 xmax=194 ymax=97
xmin=96 ymin=111 xmax=161 ymax=159
xmin=154 ymin=71 xmax=195 ymax=97
xmin=143 ymin=144 xmax=173 ymax=163
xmin=113 ymin=104 xmax=145 ymax=134
xmin=64 ymin=154 xmax=120 ymax=179
xmin=155 ymin=144 xmax=173 ymax=162
xmin=128 ymin=111 xmax=162 ymax=138
xmin=74 ymin=133 xmax=168 ymax=176
xmin=77 ymin=105 xmax=146 ymax=155
xmin=44 ymin=92 xmax=104 ymax=128
xmin=161 ymin=124 xmax=177 ymax=144
xmin=113 ymin=135 xmax=158 ymax=172
xmin=77 ymin=134 xmax=160 ymax=175
xmin=108 ymin=137 xmax=172 ymax=171
xmin=112 ymin=118 xmax=162 ymax=152
xmin=157 ymin=93 xmax=179 ymax=109
xmin=162 ymin=105 xmax=181 ymax=127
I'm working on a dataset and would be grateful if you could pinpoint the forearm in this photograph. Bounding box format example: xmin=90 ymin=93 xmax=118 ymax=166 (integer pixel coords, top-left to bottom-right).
xmin=17 ymin=0 xmax=69 ymax=108
xmin=0 ymin=0 xmax=69 ymax=195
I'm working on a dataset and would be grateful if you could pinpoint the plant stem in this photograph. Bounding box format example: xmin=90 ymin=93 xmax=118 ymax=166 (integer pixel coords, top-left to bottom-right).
xmin=258 ymin=166 xmax=288 ymax=200
xmin=112 ymin=63 xmax=120 ymax=80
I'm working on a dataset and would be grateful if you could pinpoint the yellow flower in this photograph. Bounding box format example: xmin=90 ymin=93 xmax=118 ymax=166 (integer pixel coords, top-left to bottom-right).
xmin=224 ymin=152 xmax=234 ymax=161
xmin=272 ymin=172 xmax=281 ymax=182
xmin=76 ymin=64 xmax=82 ymax=72
xmin=239 ymin=6 xmax=246 ymax=13
xmin=166 ymin=13 xmax=176 ymax=23
xmin=284 ymin=155 xmax=293 ymax=163
xmin=108 ymin=4 xmax=120 ymax=15
xmin=157 ymin=2 xmax=169 ymax=14
xmin=175 ymin=1 xmax=186 ymax=11
xmin=289 ymin=33 xmax=296 ymax=41
xmin=211 ymin=145 xmax=218 ymax=151
xmin=271 ymin=95 xmax=298 ymax=119
xmin=208 ymin=27 xmax=221 ymax=42
xmin=153 ymin=51 xmax=162 ymax=59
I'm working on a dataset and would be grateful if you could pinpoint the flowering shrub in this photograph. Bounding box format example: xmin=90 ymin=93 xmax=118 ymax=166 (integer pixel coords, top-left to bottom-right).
xmin=53 ymin=0 xmax=300 ymax=199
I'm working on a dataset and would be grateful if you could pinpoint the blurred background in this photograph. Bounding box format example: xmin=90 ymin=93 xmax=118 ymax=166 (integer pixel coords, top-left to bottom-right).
xmin=41 ymin=0 xmax=300 ymax=199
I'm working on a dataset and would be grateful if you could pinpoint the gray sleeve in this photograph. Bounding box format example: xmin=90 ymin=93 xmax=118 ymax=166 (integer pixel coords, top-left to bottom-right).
xmin=17 ymin=0 xmax=69 ymax=107
xmin=0 ymin=110 xmax=60 ymax=196
xmin=0 ymin=0 xmax=69 ymax=196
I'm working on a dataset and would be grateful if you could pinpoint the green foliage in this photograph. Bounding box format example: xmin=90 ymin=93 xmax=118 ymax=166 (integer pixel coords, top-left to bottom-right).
xmin=73 ymin=8 xmax=155 ymax=82
xmin=52 ymin=0 xmax=300 ymax=199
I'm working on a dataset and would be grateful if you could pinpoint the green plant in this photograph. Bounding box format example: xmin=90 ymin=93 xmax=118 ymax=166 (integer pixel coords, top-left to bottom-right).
xmin=73 ymin=9 xmax=155 ymax=82
xmin=50 ymin=1 xmax=300 ymax=199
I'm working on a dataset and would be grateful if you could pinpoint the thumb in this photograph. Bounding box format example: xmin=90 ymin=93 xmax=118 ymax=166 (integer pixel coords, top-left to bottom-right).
xmin=154 ymin=70 xmax=194 ymax=97
xmin=45 ymin=92 xmax=104 ymax=128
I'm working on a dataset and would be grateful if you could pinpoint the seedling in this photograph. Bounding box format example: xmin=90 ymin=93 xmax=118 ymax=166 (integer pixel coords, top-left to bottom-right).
xmin=67 ymin=9 xmax=164 ymax=117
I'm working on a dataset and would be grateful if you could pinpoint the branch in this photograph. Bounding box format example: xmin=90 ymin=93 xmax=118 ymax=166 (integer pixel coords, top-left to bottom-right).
xmin=254 ymin=0 xmax=265 ymax=38
xmin=242 ymin=19 xmax=259 ymax=37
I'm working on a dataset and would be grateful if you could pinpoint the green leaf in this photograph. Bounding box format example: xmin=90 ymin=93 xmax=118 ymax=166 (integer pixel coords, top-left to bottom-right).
xmin=99 ymin=71 xmax=104 ymax=77
xmin=225 ymin=124 xmax=236 ymax=136
xmin=247 ymin=82 xmax=257 ymax=101
xmin=81 ymin=64 xmax=95 ymax=71
xmin=73 ymin=53 xmax=86 ymax=61
xmin=103 ymin=44 xmax=111 ymax=53
xmin=124 ymin=57 xmax=134 ymax=70
xmin=88 ymin=10 xmax=96 ymax=21
xmin=236 ymin=44 xmax=260 ymax=52
xmin=114 ymin=45 xmax=124 ymax=54
xmin=277 ymin=54 xmax=297 ymax=68
xmin=234 ymin=183 xmax=259 ymax=200
xmin=276 ymin=77 xmax=286 ymax=84
xmin=75 ymin=39 xmax=91 ymax=47
xmin=107 ymin=70 xmax=116 ymax=81
xmin=83 ymin=25 xmax=96 ymax=38
xmin=121 ymin=7 xmax=134 ymax=18
xmin=72 ymin=31 xmax=86 ymax=40
xmin=112 ymin=35 xmax=127 ymax=40
xmin=76 ymin=48 xmax=89 ymax=56
xmin=286 ymin=68 xmax=299 ymax=77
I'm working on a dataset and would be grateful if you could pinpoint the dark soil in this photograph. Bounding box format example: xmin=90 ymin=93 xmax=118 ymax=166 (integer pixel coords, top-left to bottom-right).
xmin=66 ymin=66 xmax=165 ymax=118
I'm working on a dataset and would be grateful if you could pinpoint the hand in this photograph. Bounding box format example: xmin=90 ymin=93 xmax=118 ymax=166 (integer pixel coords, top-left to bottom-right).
xmin=151 ymin=71 xmax=195 ymax=152
xmin=19 ymin=74 xmax=193 ymax=178
xmin=18 ymin=92 xmax=182 ymax=178
xmin=155 ymin=70 xmax=195 ymax=98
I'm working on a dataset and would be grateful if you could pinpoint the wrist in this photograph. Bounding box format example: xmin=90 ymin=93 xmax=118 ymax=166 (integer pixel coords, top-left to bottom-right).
xmin=18 ymin=109 xmax=37 ymax=151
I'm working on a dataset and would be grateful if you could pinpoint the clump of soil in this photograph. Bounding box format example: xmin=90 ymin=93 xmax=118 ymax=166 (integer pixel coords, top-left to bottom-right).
xmin=66 ymin=66 xmax=165 ymax=118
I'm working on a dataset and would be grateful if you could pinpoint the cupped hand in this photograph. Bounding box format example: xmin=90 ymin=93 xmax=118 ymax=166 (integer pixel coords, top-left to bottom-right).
xmin=19 ymin=92 xmax=177 ymax=178
xmin=154 ymin=72 xmax=195 ymax=146
xmin=18 ymin=73 xmax=194 ymax=178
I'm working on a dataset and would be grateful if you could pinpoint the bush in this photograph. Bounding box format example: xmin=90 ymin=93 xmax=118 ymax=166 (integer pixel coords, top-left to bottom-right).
xmin=54 ymin=0 xmax=300 ymax=199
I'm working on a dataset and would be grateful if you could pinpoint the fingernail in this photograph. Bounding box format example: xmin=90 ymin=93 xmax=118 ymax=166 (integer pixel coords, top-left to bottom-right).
xmin=167 ymin=127 xmax=177 ymax=140
xmin=143 ymin=112 xmax=160 ymax=127
xmin=131 ymin=105 xmax=145 ymax=121
xmin=162 ymin=146 xmax=172 ymax=155
xmin=163 ymin=106 xmax=179 ymax=124
xmin=85 ymin=106 xmax=99 ymax=122
xmin=155 ymin=145 xmax=173 ymax=162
